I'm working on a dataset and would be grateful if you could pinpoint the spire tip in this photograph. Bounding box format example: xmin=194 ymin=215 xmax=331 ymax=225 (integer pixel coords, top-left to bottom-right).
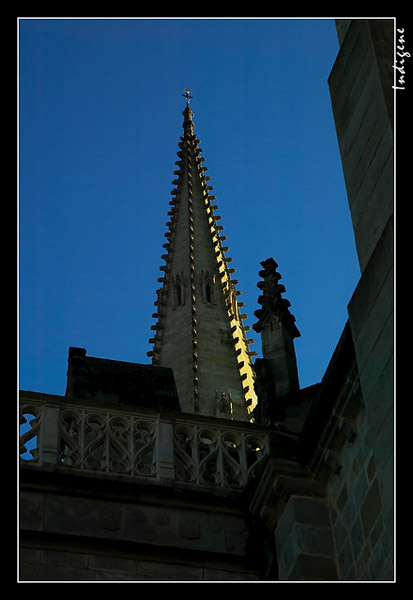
xmin=182 ymin=88 xmax=193 ymax=107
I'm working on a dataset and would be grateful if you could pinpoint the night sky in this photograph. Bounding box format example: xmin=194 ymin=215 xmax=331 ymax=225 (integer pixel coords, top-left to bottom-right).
xmin=19 ymin=17 xmax=361 ymax=396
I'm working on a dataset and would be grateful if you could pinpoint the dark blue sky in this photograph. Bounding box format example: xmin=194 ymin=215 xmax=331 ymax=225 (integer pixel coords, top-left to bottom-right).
xmin=19 ymin=17 xmax=361 ymax=396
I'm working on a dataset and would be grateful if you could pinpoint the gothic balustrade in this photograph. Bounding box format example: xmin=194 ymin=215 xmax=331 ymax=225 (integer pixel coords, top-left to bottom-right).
xmin=19 ymin=392 xmax=269 ymax=492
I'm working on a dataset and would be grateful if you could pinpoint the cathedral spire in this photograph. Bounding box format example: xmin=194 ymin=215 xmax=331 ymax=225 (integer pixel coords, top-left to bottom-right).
xmin=147 ymin=94 xmax=257 ymax=420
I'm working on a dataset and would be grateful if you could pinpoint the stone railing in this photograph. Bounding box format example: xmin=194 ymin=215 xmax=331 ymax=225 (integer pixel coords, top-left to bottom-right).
xmin=19 ymin=391 xmax=270 ymax=492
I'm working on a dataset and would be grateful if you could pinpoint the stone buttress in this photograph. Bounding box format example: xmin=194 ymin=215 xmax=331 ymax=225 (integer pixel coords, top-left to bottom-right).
xmin=148 ymin=103 xmax=257 ymax=421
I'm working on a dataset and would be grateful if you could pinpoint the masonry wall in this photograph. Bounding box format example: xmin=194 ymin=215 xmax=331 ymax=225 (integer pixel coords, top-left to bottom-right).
xmin=260 ymin=21 xmax=395 ymax=579
xmin=329 ymin=19 xmax=394 ymax=272
xmin=326 ymin=402 xmax=393 ymax=580
xmin=275 ymin=494 xmax=338 ymax=580
xmin=328 ymin=19 xmax=394 ymax=580
xmin=19 ymin=468 xmax=265 ymax=581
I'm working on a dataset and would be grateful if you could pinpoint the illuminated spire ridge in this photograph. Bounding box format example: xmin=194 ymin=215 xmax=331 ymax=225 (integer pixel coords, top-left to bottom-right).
xmin=148 ymin=94 xmax=257 ymax=420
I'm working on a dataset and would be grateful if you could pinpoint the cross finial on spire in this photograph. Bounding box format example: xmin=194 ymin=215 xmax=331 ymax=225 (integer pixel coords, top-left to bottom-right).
xmin=182 ymin=88 xmax=193 ymax=106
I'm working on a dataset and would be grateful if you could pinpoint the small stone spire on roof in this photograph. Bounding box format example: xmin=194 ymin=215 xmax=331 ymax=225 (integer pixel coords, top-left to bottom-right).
xmin=252 ymin=258 xmax=300 ymax=399
xmin=253 ymin=258 xmax=300 ymax=339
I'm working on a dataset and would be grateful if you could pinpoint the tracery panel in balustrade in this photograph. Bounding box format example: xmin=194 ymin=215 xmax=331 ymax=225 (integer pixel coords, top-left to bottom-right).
xmin=19 ymin=402 xmax=44 ymax=463
xmin=59 ymin=408 xmax=159 ymax=479
xmin=173 ymin=422 xmax=268 ymax=490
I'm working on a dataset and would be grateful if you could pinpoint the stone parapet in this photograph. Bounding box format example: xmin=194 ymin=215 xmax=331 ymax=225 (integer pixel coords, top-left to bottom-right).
xmin=19 ymin=390 xmax=270 ymax=494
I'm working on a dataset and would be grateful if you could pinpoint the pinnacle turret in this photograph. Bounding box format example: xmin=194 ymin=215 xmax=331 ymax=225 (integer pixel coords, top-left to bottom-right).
xmin=253 ymin=258 xmax=300 ymax=339
xmin=252 ymin=258 xmax=300 ymax=399
xmin=148 ymin=96 xmax=257 ymax=420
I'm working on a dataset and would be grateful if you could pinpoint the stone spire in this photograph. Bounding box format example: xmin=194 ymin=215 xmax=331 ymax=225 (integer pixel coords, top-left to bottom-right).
xmin=253 ymin=258 xmax=300 ymax=399
xmin=147 ymin=96 xmax=257 ymax=421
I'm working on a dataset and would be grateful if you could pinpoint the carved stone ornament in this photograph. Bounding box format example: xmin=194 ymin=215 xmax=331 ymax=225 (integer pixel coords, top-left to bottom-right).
xmin=253 ymin=258 xmax=300 ymax=338
xmin=215 ymin=390 xmax=233 ymax=417
xmin=174 ymin=272 xmax=186 ymax=307
xmin=201 ymin=270 xmax=216 ymax=304
xmin=253 ymin=358 xmax=285 ymax=426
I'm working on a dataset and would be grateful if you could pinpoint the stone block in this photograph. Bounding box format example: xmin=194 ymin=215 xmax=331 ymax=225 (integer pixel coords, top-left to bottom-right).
xmin=20 ymin=492 xmax=44 ymax=532
xmin=336 ymin=20 xmax=352 ymax=44
xmin=337 ymin=537 xmax=353 ymax=579
xmin=352 ymin=468 xmax=369 ymax=509
xmin=276 ymin=527 xmax=296 ymax=577
xmin=338 ymin=58 xmax=383 ymax=168
xmin=42 ymin=549 xmax=88 ymax=569
xmin=333 ymin=517 xmax=348 ymax=551
xmin=355 ymin=541 xmax=371 ymax=580
xmin=338 ymin=492 xmax=356 ymax=527
xmin=295 ymin=523 xmax=335 ymax=557
xmin=288 ymin=554 xmax=338 ymax=581
xmin=275 ymin=495 xmax=337 ymax=580
xmin=134 ymin=559 xmax=202 ymax=581
xmin=329 ymin=20 xmax=371 ymax=136
xmin=19 ymin=546 xmax=41 ymax=566
xmin=343 ymin=101 xmax=387 ymax=203
xmin=366 ymin=454 xmax=376 ymax=482
xmin=329 ymin=19 xmax=365 ymax=81
xmin=351 ymin=269 xmax=393 ymax=379
xmin=349 ymin=514 xmax=365 ymax=560
xmin=363 ymin=362 xmax=393 ymax=444
xmin=122 ymin=503 xmax=244 ymax=555
xmin=360 ymin=479 xmax=382 ymax=538
xmin=351 ymin=151 xmax=393 ymax=269
xmin=88 ymin=553 xmax=136 ymax=576
xmin=202 ymin=567 xmax=259 ymax=581
xmin=276 ymin=495 xmax=331 ymax=544
xmin=65 ymin=350 xmax=180 ymax=411
xmin=336 ymin=483 xmax=348 ymax=512
xmin=293 ymin=496 xmax=331 ymax=527
xmin=19 ymin=563 xmax=93 ymax=582
xmin=44 ymin=495 xmax=123 ymax=540
xmin=369 ymin=515 xmax=384 ymax=550
xmin=378 ymin=451 xmax=394 ymax=521
xmin=367 ymin=541 xmax=387 ymax=580
xmin=348 ymin=218 xmax=393 ymax=338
